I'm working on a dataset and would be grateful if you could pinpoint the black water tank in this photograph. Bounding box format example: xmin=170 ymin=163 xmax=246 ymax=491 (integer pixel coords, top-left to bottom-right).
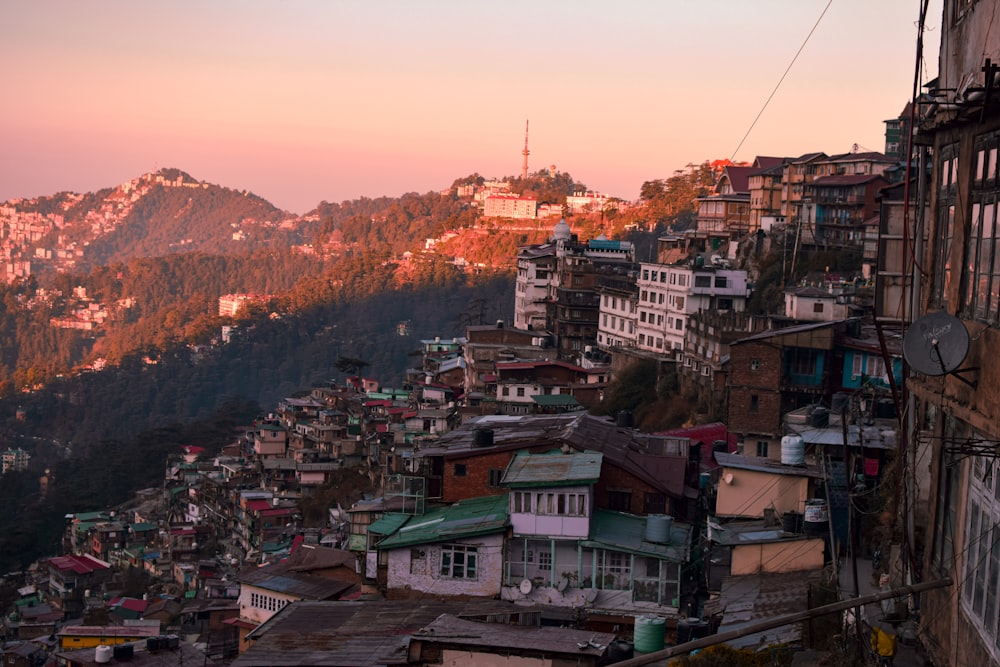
xmin=606 ymin=639 xmax=634 ymax=663
xmin=473 ymin=428 xmax=494 ymax=447
xmin=616 ymin=410 xmax=634 ymax=428
xmin=675 ymin=618 xmax=693 ymax=644
xmin=113 ymin=644 xmax=134 ymax=661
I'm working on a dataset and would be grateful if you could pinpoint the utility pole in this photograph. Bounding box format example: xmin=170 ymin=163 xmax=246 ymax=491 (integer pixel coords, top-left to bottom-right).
xmin=521 ymin=120 xmax=530 ymax=180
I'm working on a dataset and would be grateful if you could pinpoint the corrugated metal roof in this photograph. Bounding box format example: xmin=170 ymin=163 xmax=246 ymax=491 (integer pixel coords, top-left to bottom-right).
xmin=376 ymin=495 xmax=508 ymax=550
xmin=413 ymin=614 xmax=614 ymax=656
xmin=367 ymin=513 xmax=411 ymax=536
xmin=238 ymin=568 xmax=355 ymax=601
xmin=502 ymin=450 xmax=602 ymax=487
xmin=236 ymin=600 xmax=517 ymax=667
xmin=584 ymin=509 xmax=692 ymax=561
xmin=715 ymin=452 xmax=821 ymax=478
xmin=715 ymin=572 xmax=819 ymax=649
xmin=531 ymin=394 xmax=580 ymax=406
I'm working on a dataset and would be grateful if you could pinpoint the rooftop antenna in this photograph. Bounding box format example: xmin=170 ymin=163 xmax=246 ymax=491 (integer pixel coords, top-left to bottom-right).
xmin=521 ymin=120 xmax=530 ymax=180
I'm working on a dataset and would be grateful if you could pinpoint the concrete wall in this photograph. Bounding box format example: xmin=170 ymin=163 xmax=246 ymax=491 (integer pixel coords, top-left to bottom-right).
xmin=715 ymin=468 xmax=808 ymax=517
xmin=731 ymin=538 xmax=824 ymax=575
xmin=386 ymin=533 xmax=504 ymax=598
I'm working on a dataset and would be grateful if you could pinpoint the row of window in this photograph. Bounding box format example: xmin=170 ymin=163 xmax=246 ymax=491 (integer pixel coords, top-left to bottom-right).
xmin=250 ymin=592 xmax=288 ymax=613
xmin=511 ymin=490 xmax=589 ymax=516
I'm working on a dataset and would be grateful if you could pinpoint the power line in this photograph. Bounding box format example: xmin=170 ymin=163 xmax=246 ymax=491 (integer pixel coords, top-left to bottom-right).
xmin=729 ymin=0 xmax=834 ymax=161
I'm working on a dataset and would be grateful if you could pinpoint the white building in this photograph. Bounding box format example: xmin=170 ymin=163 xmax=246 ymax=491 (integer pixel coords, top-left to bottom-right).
xmin=636 ymin=260 xmax=750 ymax=358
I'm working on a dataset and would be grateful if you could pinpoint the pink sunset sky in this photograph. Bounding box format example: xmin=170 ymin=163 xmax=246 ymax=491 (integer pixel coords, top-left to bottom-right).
xmin=1 ymin=1 xmax=939 ymax=214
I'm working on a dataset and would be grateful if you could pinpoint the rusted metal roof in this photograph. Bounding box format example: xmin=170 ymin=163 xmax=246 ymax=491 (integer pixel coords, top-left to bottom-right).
xmin=502 ymin=449 xmax=602 ymax=487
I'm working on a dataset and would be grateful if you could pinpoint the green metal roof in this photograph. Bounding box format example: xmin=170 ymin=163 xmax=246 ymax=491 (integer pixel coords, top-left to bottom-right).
xmin=376 ymin=495 xmax=508 ymax=550
xmin=367 ymin=513 xmax=411 ymax=536
xmin=583 ymin=509 xmax=691 ymax=562
xmin=130 ymin=522 xmax=157 ymax=532
xmin=502 ymin=450 xmax=602 ymax=488
xmin=531 ymin=394 xmax=580 ymax=406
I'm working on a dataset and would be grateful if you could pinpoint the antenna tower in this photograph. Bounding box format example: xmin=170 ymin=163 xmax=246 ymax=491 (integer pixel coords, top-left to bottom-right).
xmin=521 ymin=120 xmax=530 ymax=180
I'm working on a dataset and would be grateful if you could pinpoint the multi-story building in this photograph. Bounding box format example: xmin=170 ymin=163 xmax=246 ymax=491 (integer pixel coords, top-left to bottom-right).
xmin=514 ymin=219 xmax=635 ymax=359
xmin=634 ymin=261 xmax=750 ymax=359
xmin=1 ymin=447 xmax=29 ymax=473
xmin=596 ymin=276 xmax=638 ymax=350
xmin=696 ymin=165 xmax=753 ymax=239
xmin=910 ymin=2 xmax=1000 ymax=664
xmin=482 ymin=195 xmax=537 ymax=219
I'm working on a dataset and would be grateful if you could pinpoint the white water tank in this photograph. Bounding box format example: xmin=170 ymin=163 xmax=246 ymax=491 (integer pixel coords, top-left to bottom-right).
xmin=95 ymin=645 xmax=112 ymax=664
xmin=780 ymin=435 xmax=805 ymax=465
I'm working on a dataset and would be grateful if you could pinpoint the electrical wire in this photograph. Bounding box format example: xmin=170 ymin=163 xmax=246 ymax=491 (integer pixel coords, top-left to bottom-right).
xmin=728 ymin=0 xmax=834 ymax=161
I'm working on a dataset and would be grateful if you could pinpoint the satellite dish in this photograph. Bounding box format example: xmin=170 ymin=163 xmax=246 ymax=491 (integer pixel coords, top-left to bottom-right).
xmin=723 ymin=473 xmax=734 ymax=485
xmin=556 ymin=576 xmax=569 ymax=592
xmin=903 ymin=312 xmax=970 ymax=376
xmin=519 ymin=578 xmax=533 ymax=595
xmin=583 ymin=588 xmax=599 ymax=603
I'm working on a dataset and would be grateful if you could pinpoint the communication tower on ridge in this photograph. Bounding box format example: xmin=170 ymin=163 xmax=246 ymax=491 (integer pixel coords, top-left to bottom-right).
xmin=521 ymin=120 xmax=530 ymax=180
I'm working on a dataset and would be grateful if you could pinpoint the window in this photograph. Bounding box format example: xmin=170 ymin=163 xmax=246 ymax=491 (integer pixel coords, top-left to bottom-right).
xmin=695 ymin=275 xmax=711 ymax=288
xmin=516 ymin=387 xmax=525 ymax=397
xmin=715 ymin=276 xmax=727 ymax=288
xmin=410 ymin=549 xmax=427 ymax=574
xmin=675 ymin=296 xmax=685 ymax=309
xmin=440 ymin=544 xmax=478 ymax=579
xmin=756 ymin=440 xmax=769 ymax=458
xmin=644 ymin=493 xmax=666 ymax=514
xmin=608 ymin=490 xmax=632 ymax=511
xmin=934 ymin=144 xmax=959 ymax=307
xmin=453 ymin=463 xmax=467 ymax=477
xmin=488 ymin=468 xmax=503 ymax=487
xmin=539 ymin=551 xmax=552 ymax=571
xmin=718 ymin=298 xmax=733 ymax=310
xmin=750 ymin=358 xmax=761 ymax=371
xmin=962 ymin=443 xmax=1000 ymax=653
xmin=813 ymin=302 xmax=825 ymax=313
xmin=501 ymin=386 xmax=509 ymax=397
xmin=750 ymin=394 xmax=759 ymax=413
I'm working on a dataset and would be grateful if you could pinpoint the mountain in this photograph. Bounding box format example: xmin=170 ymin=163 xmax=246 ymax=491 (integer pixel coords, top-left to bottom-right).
xmin=2 ymin=168 xmax=317 ymax=278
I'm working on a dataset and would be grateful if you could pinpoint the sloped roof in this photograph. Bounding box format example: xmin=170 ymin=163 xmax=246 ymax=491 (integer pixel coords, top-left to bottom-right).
xmin=503 ymin=450 xmax=602 ymax=487
xmin=718 ymin=166 xmax=755 ymax=194
xmin=413 ymin=614 xmax=615 ymax=657
xmin=810 ymin=173 xmax=887 ymax=187
xmin=531 ymin=394 xmax=580 ymax=407
xmin=584 ymin=509 xmax=692 ymax=562
xmin=238 ymin=568 xmax=356 ymax=601
xmin=375 ymin=495 xmax=508 ymax=550
xmin=236 ymin=600 xmax=520 ymax=666
xmin=715 ymin=451 xmax=821 ymax=478
xmin=48 ymin=554 xmax=110 ymax=575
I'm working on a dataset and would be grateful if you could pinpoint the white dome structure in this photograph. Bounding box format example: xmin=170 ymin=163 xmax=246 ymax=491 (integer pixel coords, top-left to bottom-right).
xmin=552 ymin=218 xmax=571 ymax=241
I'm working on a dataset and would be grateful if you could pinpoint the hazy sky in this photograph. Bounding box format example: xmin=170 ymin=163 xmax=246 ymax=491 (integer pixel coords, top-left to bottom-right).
xmin=1 ymin=1 xmax=940 ymax=214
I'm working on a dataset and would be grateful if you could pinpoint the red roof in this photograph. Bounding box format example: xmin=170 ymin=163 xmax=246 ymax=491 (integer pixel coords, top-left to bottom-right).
xmin=658 ymin=422 xmax=736 ymax=468
xmin=181 ymin=445 xmax=206 ymax=454
xmin=110 ymin=597 xmax=148 ymax=613
xmin=170 ymin=527 xmax=196 ymax=536
xmin=246 ymin=499 xmax=273 ymax=512
xmin=496 ymin=360 xmax=588 ymax=373
xmin=48 ymin=555 xmax=110 ymax=574
xmin=364 ymin=400 xmax=392 ymax=407
xmin=375 ymin=423 xmax=389 ymax=433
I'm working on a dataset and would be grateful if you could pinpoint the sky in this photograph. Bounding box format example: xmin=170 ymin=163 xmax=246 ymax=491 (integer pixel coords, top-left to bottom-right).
xmin=1 ymin=1 xmax=941 ymax=215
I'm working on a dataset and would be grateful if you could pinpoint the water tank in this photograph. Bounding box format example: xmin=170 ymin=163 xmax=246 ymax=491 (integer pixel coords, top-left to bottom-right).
xmin=606 ymin=639 xmax=634 ymax=663
xmin=876 ymin=398 xmax=896 ymax=419
xmin=675 ymin=618 xmax=692 ymax=644
xmin=634 ymin=615 xmax=666 ymax=653
xmin=831 ymin=392 xmax=849 ymax=414
xmin=95 ymin=646 xmax=112 ymax=664
xmin=113 ymin=644 xmax=134 ymax=661
xmin=809 ymin=407 xmax=829 ymax=428
xmin=699 ymin=472 xmax=711 ymax=489
xmin=644 ymin=514 xmax=673 ymax=544
xmin=616 ymin=410 xmax=634 ymax=428
xmin=473 ymin=428 xmax=494 ymax=447
xmin=782 ymin=510 xmax=803 ymax=534
xmin=689 ymin=619 xmax=711 ymax=640
xmin=803 ymin=499 xmax=829 ymax=536
xmin=780 ymin=435 xmax=805 ymax=465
